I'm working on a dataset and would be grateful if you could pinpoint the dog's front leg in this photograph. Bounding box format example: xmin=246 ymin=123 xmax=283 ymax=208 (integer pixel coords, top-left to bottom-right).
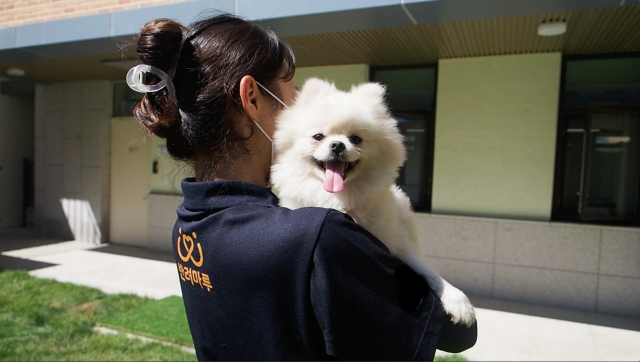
xmin=396 ymin=251 xmax=476 ymax=327
xmin=439 ymin=279 xmax=476 ymax=327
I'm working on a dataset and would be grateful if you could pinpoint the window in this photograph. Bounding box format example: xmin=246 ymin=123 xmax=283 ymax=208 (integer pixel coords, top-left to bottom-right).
xmin=371 ymin=65 xmax=437 ymax=211
xmin=553 ymin=55 xmax=640 ymax=225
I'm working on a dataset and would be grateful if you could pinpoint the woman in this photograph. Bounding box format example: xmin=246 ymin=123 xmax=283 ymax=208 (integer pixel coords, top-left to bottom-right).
xmin=128 ymin=12 xmax=476 ymax=360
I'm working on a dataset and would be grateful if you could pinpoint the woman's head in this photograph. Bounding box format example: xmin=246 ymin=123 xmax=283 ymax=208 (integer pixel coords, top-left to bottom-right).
xmin=132 ymin=13 xmax=296 ymax=175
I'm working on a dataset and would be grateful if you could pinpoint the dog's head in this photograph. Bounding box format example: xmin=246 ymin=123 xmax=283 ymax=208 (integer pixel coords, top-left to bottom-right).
xmin=272 ymin=78 xmax=405 ymax=204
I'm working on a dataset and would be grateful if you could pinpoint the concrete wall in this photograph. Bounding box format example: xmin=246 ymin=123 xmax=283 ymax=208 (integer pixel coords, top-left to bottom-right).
xmin=0 ymin=94 xmax=34 ymax=228
xmin=147 ymin=193 xmax=183 ymax=253
xmin=109 ymin=115 xmax=185 ymax=251
xmin=35 ymin=81 xmax=111 ymax=243
xmin=415 ymin=213 xmax=640 ymax=318
xmin=109 ymin=117 xmax=151 ymax=247
xmin=146 ymin=131 xmax=190 ymax=251
xmin=149 ymin=135 xmax=191 ymax=194
xmin=433 ymin=53 xmax=561 ymax=220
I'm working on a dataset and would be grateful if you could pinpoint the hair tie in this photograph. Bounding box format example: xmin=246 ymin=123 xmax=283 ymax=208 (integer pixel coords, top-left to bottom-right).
xmin=126 ymin=64 xmax=177 ymax=104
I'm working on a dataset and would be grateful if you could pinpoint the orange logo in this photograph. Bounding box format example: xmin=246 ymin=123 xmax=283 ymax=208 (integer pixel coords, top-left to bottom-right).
xmin=177 ymin=228 xmax=203 ymax=267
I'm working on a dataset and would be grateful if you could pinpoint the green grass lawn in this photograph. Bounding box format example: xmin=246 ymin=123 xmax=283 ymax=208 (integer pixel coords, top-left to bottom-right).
xmin=436 ymin=353 xmax=469 ymax=361
xmin=0 ymin=270 xmax=194 ymax=361
xmin=100 ymin=296 xmax=192 ymax=346
xmin=0 ymin=269 xmax=467 ymax=361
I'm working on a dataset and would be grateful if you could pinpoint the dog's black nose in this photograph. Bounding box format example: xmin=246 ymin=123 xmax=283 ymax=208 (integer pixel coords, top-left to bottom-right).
xmin=330 ymin=141 xmax=346 ymax=154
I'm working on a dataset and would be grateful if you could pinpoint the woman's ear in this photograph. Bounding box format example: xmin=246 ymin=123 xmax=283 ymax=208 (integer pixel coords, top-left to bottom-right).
xmin=239 ymin=75 xmax=260 ymax=121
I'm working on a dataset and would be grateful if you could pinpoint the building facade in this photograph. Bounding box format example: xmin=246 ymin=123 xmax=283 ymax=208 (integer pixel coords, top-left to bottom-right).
xmin=1 ymin=0 xmax=639 ymax=317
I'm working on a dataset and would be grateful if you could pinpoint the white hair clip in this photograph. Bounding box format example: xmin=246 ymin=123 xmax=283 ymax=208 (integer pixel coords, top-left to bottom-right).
xmin=126 ymin=64 xmax=178 ymax=104
xmin=126 ymin=33 xmax=186 ymax=105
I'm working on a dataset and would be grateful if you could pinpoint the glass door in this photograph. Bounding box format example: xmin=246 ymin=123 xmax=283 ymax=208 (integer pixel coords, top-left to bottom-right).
xmin=394 ymin=111 xmax=434 ymax=211
xmin=579 ymin=110 xmax=640 ymax=221
xmin=372 ymin=65 xmax=437 ymax=211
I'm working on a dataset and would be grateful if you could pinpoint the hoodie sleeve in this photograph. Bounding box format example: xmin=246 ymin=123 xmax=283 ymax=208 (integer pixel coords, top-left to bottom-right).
xmin=310 ymin=210 xmax=446 ymax=361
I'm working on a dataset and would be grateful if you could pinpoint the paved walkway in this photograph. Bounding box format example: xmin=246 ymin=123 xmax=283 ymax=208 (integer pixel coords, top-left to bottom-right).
xmin=1 ymin=227 xmax=640 ymax=361
xmin=3 ymin=240 xmax=181 ymax=299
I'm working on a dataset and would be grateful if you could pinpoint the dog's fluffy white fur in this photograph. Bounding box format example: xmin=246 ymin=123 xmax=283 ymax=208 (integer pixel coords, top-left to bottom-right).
xmin=271 ymin=78 xmax=475 ymax=326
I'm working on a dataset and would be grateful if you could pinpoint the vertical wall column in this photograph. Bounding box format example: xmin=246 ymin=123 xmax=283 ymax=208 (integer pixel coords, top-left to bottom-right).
xmin=34 ymin=81 xmax=111 ymax=243
xmin=432 ymin=53 xmax=561 ymax=220
xmin=0 ymin=94 xmax=34 ymax=228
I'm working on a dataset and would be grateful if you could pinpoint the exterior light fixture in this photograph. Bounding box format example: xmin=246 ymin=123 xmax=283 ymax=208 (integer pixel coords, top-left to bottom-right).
xmin=537 ymin=20 xmax=567 ymax=36
xmin=6 ymin=68 xmax=26 ymax=77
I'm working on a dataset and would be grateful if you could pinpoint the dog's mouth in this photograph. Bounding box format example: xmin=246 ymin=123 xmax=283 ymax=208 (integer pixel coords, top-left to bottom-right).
xmin=316 ymin=159 xmax=358 ymax=193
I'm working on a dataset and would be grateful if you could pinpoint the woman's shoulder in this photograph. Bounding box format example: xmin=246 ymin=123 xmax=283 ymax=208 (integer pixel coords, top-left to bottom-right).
xmin=242 ymin=205 xmax=389 ymax=258
xmin=311 ymin=208 xmax=391 ymax=255
xmin=274 ymin=207 xmax=387 ymax=249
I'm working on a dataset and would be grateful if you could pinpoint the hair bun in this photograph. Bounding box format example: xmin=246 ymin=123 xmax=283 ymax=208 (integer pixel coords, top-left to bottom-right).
xmin=132 ymin=18 xmax=191 ymax=159
xmin=137 ymin=18 xmax=185 ymax=72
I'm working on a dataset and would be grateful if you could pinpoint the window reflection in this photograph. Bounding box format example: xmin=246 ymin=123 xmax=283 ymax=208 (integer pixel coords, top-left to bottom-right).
xmin=373 ymin=66 xmax=437 ymax=211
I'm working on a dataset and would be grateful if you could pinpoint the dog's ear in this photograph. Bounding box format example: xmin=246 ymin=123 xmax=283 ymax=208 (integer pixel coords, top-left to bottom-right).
xmin=351 ymin=82 xmax=390 ymax=117
xmin=350 ymin=82 xmax=386 ymax=101
xmin=296 ymin=78 xmax=337 ymax=104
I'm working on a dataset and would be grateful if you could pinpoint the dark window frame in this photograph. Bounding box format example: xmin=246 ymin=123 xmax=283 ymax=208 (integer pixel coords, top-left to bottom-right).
xmin=370 ymin=63 xmax=438 ymax=212
xmin=552 ymin=52 xmax=640 ymax=227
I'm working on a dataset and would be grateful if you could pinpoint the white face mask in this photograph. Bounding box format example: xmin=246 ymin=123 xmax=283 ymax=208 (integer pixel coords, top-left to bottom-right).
xmin=253 ymin=81 xmax=289 ymax=164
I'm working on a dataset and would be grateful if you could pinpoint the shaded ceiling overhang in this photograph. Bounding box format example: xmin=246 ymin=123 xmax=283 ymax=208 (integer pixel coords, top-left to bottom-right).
xmin=254 ymin=0 xmax=631 ymax=37
xmin=0 ymin=0 xmax=638 ymax=83
xmin=0 ymin=0 xmax=633 ymax=63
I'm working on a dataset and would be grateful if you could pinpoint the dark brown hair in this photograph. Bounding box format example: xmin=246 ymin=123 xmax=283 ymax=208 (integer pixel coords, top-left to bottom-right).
xmin=132 ymin=13 xmax=295 ymax=172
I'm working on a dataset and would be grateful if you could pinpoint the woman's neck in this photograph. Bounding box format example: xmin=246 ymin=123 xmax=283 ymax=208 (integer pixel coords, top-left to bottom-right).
xmin=195 ymin=145 xmax=271 ymax=187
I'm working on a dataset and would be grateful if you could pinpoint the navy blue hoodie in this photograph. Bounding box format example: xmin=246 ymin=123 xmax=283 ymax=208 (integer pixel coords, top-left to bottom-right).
xmin=173 ymin=178 xmax=456 ymax=360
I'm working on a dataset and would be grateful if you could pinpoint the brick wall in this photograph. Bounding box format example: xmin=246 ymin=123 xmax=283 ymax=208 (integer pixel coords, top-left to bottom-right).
xmin=0 ymin=0 xmax=191 ymax=28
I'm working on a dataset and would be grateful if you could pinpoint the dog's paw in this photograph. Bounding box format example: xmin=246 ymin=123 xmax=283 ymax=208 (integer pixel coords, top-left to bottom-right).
xmin=440 ymin=284 xmax=476 ymax=327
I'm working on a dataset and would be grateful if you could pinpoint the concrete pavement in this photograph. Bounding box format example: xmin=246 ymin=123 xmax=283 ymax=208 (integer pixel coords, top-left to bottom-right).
xmin=436 ymin=300 xmax=640 ymax=361
xmin=3 ymin=240 xmax=182 ymax=299
xmin=1 ymin=227 xmax=640 ymax=361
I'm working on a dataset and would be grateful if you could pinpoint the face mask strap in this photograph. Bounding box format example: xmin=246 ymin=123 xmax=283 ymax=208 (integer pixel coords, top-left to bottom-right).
xmin=253 ymin=120 xmax=275 ymax=167
xmin=252 ymin=120 xmax=273 ymax=144
xmin=252 ymin=80 xmax=289 ymax=167
xmin=255 ymin=81 xmax=289 ymax=109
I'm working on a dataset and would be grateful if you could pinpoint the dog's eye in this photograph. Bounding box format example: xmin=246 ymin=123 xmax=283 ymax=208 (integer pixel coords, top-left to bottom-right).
xmin=312 ymin=134 xmax=324 ymax=141
xmin=349 ymin=135 xmax=362 ymax=145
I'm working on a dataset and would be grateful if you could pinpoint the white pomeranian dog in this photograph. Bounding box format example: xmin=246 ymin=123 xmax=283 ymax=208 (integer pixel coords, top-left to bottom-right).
xmin=271 ymin=78 xmax=475 ymax=326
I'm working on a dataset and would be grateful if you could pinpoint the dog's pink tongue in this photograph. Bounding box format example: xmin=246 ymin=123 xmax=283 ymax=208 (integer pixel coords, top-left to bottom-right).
xmin=323 ymin=161 xmax=345 ymax=193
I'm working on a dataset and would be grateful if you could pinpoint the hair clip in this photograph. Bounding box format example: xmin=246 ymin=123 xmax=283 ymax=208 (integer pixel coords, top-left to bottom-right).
xmin=126 ymin=64 xmax=177 ymax=104
xmin=168 ymin=33 xmax=187 ymax=78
